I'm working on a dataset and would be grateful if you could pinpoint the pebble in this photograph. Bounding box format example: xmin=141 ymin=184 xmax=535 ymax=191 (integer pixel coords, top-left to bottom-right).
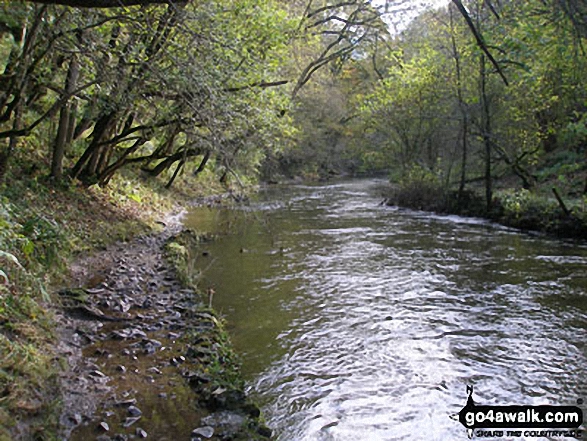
xmin=128 ymin=405 xmax=143 ymax=417
xmin=136 ymin=428 xmax=148 ymax=438
xmin=99 ymin=421 xmax=110 ymax=431
xmin=123 ymin=416 xmax=141 ymax=428
xmin=114 ymin=398 xmax=136 ymax=407
xmin=116 ymin=365 xmax=127 ymax=373
xmin=191 ymin=426 xmax=214 ymax=439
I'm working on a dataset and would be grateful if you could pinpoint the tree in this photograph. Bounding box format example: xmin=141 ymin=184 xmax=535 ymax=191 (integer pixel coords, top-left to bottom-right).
xmin=0 ymin=0 xmax=297 ymax=187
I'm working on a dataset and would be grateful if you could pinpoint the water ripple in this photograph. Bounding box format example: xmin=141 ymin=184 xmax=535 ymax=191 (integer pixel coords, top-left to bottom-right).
xmin=188 ymin=180 xmax=587 ymax=441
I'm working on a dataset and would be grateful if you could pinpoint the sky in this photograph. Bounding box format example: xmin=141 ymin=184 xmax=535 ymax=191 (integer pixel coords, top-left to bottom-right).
xmin=375 ymin=0 xmax=452 ymax=34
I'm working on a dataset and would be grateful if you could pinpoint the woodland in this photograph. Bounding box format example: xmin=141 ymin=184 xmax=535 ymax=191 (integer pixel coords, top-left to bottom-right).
xmin=0 ymin=0 xmax=586 ymax=207
xmin=0 ymin=0 xmax=586 ymax=437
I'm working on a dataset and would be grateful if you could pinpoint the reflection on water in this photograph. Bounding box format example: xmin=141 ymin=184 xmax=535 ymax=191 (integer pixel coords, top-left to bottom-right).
xmin=184 ymin=180 xmax=587 ymax=441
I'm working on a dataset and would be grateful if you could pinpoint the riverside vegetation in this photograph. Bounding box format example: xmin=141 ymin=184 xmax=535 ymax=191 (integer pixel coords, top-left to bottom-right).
xmin=1 ymin=0 xmax=587 ymax=439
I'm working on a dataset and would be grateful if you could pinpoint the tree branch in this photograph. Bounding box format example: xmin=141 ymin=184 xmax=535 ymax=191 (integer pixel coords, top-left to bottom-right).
xmin=223 ymin=80 xmax=289 ymax=93
xmin=22 ymin=0 xmax=185 ymax=7
xmin=451 ymin=0 xmax=509 ymax=85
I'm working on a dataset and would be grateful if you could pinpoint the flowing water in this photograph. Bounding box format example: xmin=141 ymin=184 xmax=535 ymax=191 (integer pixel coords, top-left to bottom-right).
xmin=184 ymin=180 xmax=587 ymax=441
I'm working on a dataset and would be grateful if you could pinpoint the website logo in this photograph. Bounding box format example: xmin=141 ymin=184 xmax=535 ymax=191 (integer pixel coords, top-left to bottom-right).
xmin=452 ymin=386 xmax=584 ymax=439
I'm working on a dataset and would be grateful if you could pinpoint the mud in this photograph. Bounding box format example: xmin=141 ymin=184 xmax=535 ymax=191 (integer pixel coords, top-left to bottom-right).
xmin=56 ymin=211 xmax=270 ymax=441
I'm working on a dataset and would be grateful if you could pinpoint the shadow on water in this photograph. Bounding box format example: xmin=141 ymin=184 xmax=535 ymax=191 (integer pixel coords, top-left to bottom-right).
xmin=184 ymin=180 xmax=587 ymax=441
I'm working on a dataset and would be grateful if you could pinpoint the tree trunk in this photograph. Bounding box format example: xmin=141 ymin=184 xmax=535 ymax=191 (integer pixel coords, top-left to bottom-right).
xmin=98 ymin=137 xmax=146 ymax=186
xmin=51 ymin=54 xmax=79 ymax=180
xmin=480 ymin=54 xmax=493 ymax=211
xmin=0 ymin=103 xmax=22 ymax=182
xmin=194 ymin=150 xmax=211 ymax=176
xmin=70 ymin=112 xmax=116 ymax=181
xmin=144 ymin=146 xmax=202 ymax=177
xmin=165 ymin=159 xmax=184 ymax=189
xmin=450 ymin=5 xmax=469 ymax=204
xmin=458 ymin=117 xmax=468 ymax=200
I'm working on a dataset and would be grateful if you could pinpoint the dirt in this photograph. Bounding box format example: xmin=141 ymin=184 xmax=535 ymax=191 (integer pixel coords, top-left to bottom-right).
xmin=55 ymin=210 xmax=271 ymax=441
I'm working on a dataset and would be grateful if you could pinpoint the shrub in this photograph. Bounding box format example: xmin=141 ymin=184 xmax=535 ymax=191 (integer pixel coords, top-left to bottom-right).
xmin=387 ymin=165 xmax=447 ymax=211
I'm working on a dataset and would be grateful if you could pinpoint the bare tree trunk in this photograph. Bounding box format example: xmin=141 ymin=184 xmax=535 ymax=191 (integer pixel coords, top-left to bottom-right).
xmin=98 ymin=137 xmax=146 ymax=186
xmin=70 ymin=112 xmax=116 ymax=181
xmin=51 ymin=54 xmax=80 ymax=180
xmin=165 ymin=159 xmax=184 ymax=189
xmin=450 ymin=5 xmax=469 ymax=203
xmin=480 ymin=54 xmax=493 ymax=211
xmin=144 ymin=146 xmax=202 ymax=177
xmin=194 ymin=150 xmax=210 ymax=176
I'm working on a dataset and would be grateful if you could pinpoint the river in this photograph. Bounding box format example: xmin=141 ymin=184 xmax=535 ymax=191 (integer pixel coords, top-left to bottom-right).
xmin=184 ymin=179 xmax=587 ymax=441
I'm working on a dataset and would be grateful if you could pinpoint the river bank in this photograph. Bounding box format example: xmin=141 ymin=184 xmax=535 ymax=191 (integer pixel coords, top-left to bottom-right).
xmin=59 ymin=224 xmax=271 ymax=441
xmin=0 ymin=171 xmax=269 ymax=440
xmin=384 ymin=181 xmax=587 ymax=240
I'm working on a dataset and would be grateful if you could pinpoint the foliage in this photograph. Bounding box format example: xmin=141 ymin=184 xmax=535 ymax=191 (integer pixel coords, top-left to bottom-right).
xmin=0 ymin=0 xmax=297 ymax=189
xmin=498 ymin=189 xmax=558 ymax=222
xmin=354 ymin=0 xmax=587 ymax=215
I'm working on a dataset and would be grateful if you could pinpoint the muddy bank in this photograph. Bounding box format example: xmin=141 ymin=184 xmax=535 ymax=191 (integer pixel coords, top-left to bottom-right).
xmin=56 ymin=213 xmax=271 ymax=440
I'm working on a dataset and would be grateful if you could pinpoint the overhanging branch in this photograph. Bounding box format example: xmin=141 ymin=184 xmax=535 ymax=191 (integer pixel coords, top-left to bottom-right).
xmin=451 ymin=0 xmax=509 ymax=86
xmin=21 ymin=0 xmax=185 ymax=7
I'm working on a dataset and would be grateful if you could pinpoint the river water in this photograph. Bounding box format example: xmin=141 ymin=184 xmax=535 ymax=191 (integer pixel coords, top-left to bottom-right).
xmin=185 ymin=180 xmax=587 ymax=441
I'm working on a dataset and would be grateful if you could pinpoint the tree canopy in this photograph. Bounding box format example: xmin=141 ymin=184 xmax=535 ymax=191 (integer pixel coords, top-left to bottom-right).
xmin=1 ymin=0 xmax=585 ymax=203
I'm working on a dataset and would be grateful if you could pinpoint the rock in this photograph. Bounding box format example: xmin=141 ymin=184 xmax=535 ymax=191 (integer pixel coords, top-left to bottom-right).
xmin=114 ymin=398 xmax=136 ymax=407
xmin=183 ymin=371 xmax=211 ymax=385
xmin=116 ymin=365 xmax=127 ymax=373
xmin=257 ymin=425 xmax=273 ymax=438
xmin=122 ymin=416 xmax=141 ymax=428
xmin=99 ymin=421 xmax=110 ymax=431
xmin=136 ymin=428 xmax=148 ymax=438
xmin=201 ymin=411 xmax=245 ymax=433
xmin=89 ymin=370 xmax=107 ymax=378
xmin=69 ymin=413 xmax=83 ymax=425
xmin=128 ymin=405 xmax=142 ymax=417
xmin=111 ymin=330 xmax=129 ymax=340
xmin=130 ymin=328 xmax=147 ymax=339
xmin=191 ymin=426 xmax=214 ymax=439
xmin=206 ymin=389 xmax=247 ymax=411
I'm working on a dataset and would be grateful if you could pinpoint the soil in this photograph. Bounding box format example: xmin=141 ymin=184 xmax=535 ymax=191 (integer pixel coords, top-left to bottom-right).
xmin=55 ymin=210 xmax=270 ymax=441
